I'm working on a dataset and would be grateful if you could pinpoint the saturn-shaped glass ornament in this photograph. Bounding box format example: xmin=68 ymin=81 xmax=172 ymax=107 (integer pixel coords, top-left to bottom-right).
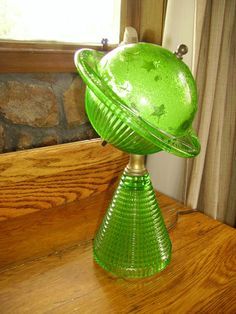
xmin=74 ymin=42 xmax=200 ymax=278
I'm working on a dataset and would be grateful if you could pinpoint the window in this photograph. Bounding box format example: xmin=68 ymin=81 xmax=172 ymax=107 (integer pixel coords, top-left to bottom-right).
xmin=0 ymin=0 xmax=121 ymax=44
xmin=0 ymin=0 xmax=166 ymax=73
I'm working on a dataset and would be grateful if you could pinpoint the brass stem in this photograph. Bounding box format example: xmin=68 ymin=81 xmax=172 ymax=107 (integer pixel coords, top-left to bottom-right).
xmin=125 ymin=154 xmax=147 ymax=176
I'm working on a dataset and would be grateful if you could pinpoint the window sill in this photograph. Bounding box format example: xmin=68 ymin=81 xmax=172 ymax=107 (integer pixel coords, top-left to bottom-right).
xmin=0 ymin=40 xmax=116 ymax=73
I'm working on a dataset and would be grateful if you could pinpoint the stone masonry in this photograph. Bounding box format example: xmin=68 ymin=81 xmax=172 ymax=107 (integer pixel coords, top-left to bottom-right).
xmin=0 ymin=73 xmax=98 ymax=153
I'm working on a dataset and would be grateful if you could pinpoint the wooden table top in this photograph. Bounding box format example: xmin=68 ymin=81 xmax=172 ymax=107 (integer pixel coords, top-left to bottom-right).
xmin=0 ymin=188 xmax=235 ymax=314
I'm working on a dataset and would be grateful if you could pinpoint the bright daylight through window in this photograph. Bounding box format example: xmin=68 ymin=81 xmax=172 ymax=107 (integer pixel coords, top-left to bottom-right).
xmin=0 ymin=0 xmax=121 ymax=44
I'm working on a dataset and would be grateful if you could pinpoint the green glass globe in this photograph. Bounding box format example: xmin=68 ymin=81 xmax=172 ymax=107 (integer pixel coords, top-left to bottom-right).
xmin=75 ymin=43 xmax=200 ymax=157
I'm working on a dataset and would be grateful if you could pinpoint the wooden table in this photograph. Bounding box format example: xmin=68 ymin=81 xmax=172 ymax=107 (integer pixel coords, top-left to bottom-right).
xmin=0 ymin=140 xmax=235 ymax=313
xmin=0 ymin=189 xmax=235 ymax=314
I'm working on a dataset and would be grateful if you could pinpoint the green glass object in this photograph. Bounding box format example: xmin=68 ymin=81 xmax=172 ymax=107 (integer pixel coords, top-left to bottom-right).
xmin=75 ymin=43 xmax=200 ymax=157
xmin=74 ymin=43 xmax=201 ymax=278
xmin=93 ymin=168 xmax=171 ymax=278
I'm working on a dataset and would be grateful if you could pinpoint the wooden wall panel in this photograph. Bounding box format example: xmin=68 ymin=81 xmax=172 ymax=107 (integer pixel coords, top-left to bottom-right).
xmin=120 ymin=0 xmax=166 ymax=44
xmin=0 ymin=139 xmax=129 ymax=221
xmin=139 ymin=0 xmax=166 ymax=44
xmin=120 ymin=0 xmax=141 ymax=41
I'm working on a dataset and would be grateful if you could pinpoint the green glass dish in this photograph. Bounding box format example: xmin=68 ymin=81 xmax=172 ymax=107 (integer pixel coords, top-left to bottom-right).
xmin=74 ymin=43 xmax=200 ymax=157
xmin=93 ymin=169 xmax=172 ymax=278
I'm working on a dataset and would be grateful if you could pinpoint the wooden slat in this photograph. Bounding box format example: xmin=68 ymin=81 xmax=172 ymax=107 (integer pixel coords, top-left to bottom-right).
xmin=0 ymin=199 xmax=235 ymax=313
xmin=0 ymin=49 xmax=76 ymax=73
xmin=0 ymin=190 xmax=180 ymax=270
xmin=0 ymin=41 xmax=105 ymax=51
xmin=0 ymin=139 xmax=129 ymax=221
xmin=0 ymin=41 xmax=115 ymax=73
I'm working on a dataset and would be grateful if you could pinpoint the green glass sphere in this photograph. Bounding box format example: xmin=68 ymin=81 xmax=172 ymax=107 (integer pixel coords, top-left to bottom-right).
xmin=75 ymin=43 xmax=200 ymax=157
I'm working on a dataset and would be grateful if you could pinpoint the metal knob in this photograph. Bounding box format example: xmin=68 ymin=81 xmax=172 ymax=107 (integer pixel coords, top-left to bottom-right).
xmin=174 ymin=44 xmax=188 ymax=60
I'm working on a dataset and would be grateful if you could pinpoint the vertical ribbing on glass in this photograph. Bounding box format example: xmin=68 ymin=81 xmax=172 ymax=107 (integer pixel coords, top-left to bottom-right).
xmin=93 ymin=170 xmax=172 ymax=278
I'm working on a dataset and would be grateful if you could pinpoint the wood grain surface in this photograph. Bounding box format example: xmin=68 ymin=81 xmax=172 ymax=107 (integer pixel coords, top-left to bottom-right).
xmin=0 ymin=139 xmax=235 ymax=313
xmin=0 ymin=190 xmax=180 ymax=270
xmin=0 ymin=139 xmax=129 ymax=221
xmin=120 ymin=0 xmax=166 ymax=45
xmin=0 ymin=191 xmax=235 ymax=313
xmin=0 ymin=40 xmax=114 ymax=73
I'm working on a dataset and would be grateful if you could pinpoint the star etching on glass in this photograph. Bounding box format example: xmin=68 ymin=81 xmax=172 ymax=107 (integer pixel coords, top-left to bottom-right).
xmin=142 ymin=60 xmax=160 ymax=72
xmin=151 ymin=104 xmax=166 ymax=121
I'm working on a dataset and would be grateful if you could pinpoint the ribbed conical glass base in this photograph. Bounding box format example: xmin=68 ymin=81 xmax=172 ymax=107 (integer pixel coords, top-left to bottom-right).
xmin=93 ymin=169 xmax=172 ymax=278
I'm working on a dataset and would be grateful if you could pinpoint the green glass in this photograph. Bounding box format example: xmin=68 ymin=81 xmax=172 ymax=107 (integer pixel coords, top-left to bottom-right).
xmin=74 ymin=43 xmax=200 ymax=279
xmin=93 ymin=169 xmax=171 ymax=278
xmin=74 ymin=43 xmax=200 ymax=157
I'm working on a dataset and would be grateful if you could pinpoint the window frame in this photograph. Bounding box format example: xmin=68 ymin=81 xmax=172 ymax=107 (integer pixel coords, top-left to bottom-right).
xmin=0 ymin=0 xmax=166 ymax=73
xmin=0 ymin=40 xmax=114 ymax=72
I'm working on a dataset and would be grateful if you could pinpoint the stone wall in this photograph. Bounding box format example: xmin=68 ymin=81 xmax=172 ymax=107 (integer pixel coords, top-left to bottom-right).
xmin=0 ymin=73 xmax=98 ymax=153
